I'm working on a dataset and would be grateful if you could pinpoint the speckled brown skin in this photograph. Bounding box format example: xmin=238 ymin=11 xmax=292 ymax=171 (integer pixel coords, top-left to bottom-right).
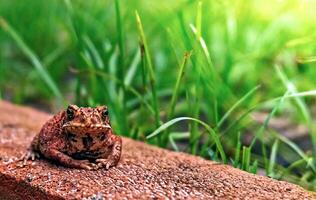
xmin=23 ymin=105 xmax=122 ymax=170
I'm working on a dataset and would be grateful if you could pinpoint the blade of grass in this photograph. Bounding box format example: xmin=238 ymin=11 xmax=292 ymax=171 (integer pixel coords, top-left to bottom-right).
xmin=124 ymin=49 xmax=141 ymax=86
xmin=135 ymin=11 xmax=160 ymax=128
xmin=115 ymin=0 xmax=128 ymax=135
xmin=268 ymin=90 xmax=316 ymax=101
xmin=275 ymin=65 xmax=310 ymax=122
xmin=275 ymin=133 xmax=316 ymax=173
xmin=275 ymin=64 xmax=316 ymax=157
xmin=74 ymin=68 xmax=154 ymax=114
xmin=301 ymin=171 xmax=313 ymax=182
xmin=195 ymin=1 xmax=202 ymax=40
xmin=146 ymin=117 xmax=227 ymax=163
xmin=268 ymin=139 xmax=279 ymax=177
xmin=242 ymin=146 xmax=251 ymax=171
xmin=261 ymin=142 xmax=269 ymax=176
xmin=63 ymin=0 xmax=78 ymax=43
xmin=219 ymin=89 xmax=316 ymax=141
xmin=222 ymin=90 xmax=316 ymax=128
xmin=169 ymin=132 xmax=190 ymax=152
xmin=80 ymin=50 xmax=97 ymax=98
xmin=43 ymin=47 xmax=65 ymax=67
xmin=206 ymin=86 xmax=260 ymax=152
xmin=189 ymin=24 xmax=213 ymax=68
xmin=217 ymin=85 xmax=261 ymax=129
xmin=83 ymin=35 xmax=104 ymax=69
xmin=250 ymin=90 xmax=289 ymax=148
xmin=162 ymin=51 xmax=192 ymax=146
xmin=115 ymin=0 xmax=125 ymax=74
xmin=210 ymin=89 xmax=316 ymax=154
xmin=280 ymin=159 xmax=309 ymax=179
xmin=222 ymin=105 xmax=257 ymax=135
xmin=0 ymin=18 xmax=64 ymax=104
xmin=297 ymin=56 xmax=316 ymax=64
xmin=126 ymin=89 xmax=171 ymax=110
xmin=250 ymin=160 xmax=258 ymax=174
xmin=207 ymin=148 xmax=220 ymax=161
xmin=108 ymin=46 xmax=120 ymax=101
xmin=233 ymin=132 xmax=242 ymax=168
xmin=167 ymin=51 xmax=192 ymax=119
xmin=247 ymin=88 xmax=287 ymax=175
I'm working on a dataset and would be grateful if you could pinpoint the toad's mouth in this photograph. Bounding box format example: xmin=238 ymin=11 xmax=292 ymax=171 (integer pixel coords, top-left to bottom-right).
xmin=62 ymin=123 xmax=111 ymax=133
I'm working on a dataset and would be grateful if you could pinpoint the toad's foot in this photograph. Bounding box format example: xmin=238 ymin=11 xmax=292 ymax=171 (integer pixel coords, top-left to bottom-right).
xmin=95 ymin=158 xmax=116 ymax=170
xmin=76 ymin=159 xmax=98 ymax=170
xmin=19 ymin=149 xmax=40 ymax=166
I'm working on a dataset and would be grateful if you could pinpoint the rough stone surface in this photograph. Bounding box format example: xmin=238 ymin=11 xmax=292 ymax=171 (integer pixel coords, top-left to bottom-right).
xmin=0 ymin=101 xmax=315 ymax=200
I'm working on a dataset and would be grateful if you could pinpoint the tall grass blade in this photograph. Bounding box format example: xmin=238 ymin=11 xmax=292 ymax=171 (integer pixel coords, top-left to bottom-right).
xmin=124 ymin=50 xmax=141 ymax=86
xmin=135 ymin=11 xmax=160 ymax=128
xmin=233 ymin=132 xmax=242 ymax=167
xmin=80 ymin=50 xmax=98 ymax=103
xmin=63 ymin=0 xmax=78 ymax=43
xmin=115 ymin=0 xmax=125 ymax=73
xmin=115 ymin=0 xmax=129 ymax=134
xmin=189 ymin=24 xmax=212 ymax=67
xmin=250 ymin=160 xmax=258 ymax=174
xmin=242 ymin=146 xmax=251 ymax=171
xmin=162 ymin=51 xmax=192 ymax=145
xmin=168 ymin=51 xmax=192 ymax=119
xmin=83 ymin=36 xmax=104 ymax=69
xmin=195 ymin=1 xmax=202 ymax=40
xmin=268 ymin=139 xmax=279 ymax=177
xmin=0 ymin=18 xmax=64 ymax=104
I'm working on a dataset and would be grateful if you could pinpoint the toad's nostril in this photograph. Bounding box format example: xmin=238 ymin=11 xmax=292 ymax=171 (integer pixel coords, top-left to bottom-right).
xmin=79 ymin=117 xmax=85 ymax=123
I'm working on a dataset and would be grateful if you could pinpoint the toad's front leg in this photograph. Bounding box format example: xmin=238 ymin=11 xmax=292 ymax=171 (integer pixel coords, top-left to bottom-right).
xmin=96 ymin=135 xmax=122 ymax=169
xmin=42 ymin=148 xmax=97 ymax=170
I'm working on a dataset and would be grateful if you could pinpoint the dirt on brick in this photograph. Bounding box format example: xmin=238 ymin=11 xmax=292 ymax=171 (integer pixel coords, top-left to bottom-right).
xmin=0 ymin=101 xmax=315 ymax=200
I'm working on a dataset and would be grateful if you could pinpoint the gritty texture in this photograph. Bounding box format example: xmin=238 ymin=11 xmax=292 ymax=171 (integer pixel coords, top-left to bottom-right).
xmin=0 ymin=101 xmax=315 ymax=200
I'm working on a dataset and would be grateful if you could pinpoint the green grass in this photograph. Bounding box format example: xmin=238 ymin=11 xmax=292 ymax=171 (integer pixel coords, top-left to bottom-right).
xmin=1 ymin=0 xmax=316 ymax=190
xmin=0 ymin=17 xmax=64 ymax=105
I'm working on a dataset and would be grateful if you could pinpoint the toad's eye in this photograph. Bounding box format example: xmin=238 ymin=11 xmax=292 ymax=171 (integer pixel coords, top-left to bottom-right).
xmin=67 ymin=107 xmax=75 ymax=120
xmin=102 ymin=108 xmax=109 ymax=117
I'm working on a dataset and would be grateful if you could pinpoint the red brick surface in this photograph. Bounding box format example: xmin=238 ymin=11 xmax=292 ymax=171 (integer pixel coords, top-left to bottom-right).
xmin=0 ymin=101 xmax=314 ymax=199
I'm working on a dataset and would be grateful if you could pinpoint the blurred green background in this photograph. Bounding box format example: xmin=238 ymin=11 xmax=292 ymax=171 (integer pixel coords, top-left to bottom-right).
xmin=1 ymin=0 xmax=316 ymax=190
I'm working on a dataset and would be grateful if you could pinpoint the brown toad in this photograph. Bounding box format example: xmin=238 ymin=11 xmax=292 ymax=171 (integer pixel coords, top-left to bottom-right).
xmin=23 ymin=105 xmax=122 ymax=170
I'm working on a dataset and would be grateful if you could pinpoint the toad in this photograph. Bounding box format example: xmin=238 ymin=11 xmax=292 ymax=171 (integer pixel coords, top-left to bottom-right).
xmin=22 ymin=105 xmax=122 ymax=170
